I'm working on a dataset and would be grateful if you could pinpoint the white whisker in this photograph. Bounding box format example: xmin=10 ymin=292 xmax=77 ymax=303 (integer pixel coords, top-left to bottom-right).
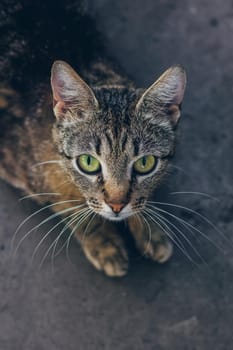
xmin=169 ymin=164 xmax=189 ymax=175
xmin=31 ymin=207 xmax=87 ymax=263
xmin=147 ymin=200 xmax=229 ymax=245
xmin=65 ymin=209 xmax=93 ymax=264
xmin=12 ymin=198 xmax=84 ymax=250
xmin=139 ymin=213 xmax=152 ymax=257
xmin=13 ymin=203 xmax=85 ymax=256
xmin=169 ymin=191 xmax=219 ymax=201
xmin=147 ymin=203 xmax=225 ymax=253
xmin=146 ymin=207 xmax=208 ymax=265
xmin=52 ymin=208 xmax=91 ymax=259
xmin=51 ymin=211 xmax=85 ymax=261
xmin=51 ymin=208 xmax=93 ymax=262
xmin=31 ymin=160 xmax=62 ymax=168
xmin=144 ymin=209 xmax=193 ymax=261
xmin=143 ymin=209 xmax=197 ymax=265
xmin=54 ymin=180 xmax=72 ymax=191
xmin=38 ymin=208 xmax=89 ymax=268
xmin=19 ymin=192 xmax=61 ymax=201
xmin=144 ymin=208 xmax=187 ymax=252
xmin=81 ymin=212 xmax=97 ymax=243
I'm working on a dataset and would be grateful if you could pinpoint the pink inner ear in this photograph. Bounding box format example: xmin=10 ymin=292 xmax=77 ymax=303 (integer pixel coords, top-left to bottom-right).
xmin=53 ymin=100 xmax=67 ymax=117
xmin=168 ymin=103 xmax=181 ymax=125
xmin=51 ymin=71 xmax=66 ymax=101
xmin=51 ymin=78 xmax=66 ymax=109
xmin=53 ymin=95 xmax=59 ymax=108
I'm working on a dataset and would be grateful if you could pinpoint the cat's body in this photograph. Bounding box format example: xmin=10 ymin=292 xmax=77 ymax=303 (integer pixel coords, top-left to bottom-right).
xmin=0 ymin=0 xmax=186 ymax=276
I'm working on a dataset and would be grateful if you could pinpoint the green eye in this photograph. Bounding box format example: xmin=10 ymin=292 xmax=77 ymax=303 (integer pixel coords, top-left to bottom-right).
xmin=77 ymin=154 xmax=101 ymax=174
xmin=133 ymin=155 xmax=157 ymax=175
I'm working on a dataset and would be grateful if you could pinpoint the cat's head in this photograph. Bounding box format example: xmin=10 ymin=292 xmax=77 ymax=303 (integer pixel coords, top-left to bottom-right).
xmin=51 ymin=61 xmax=186 ymax=221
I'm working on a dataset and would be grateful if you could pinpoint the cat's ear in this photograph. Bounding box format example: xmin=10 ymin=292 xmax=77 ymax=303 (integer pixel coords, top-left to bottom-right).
xmin=51 ymin=60 xmax=98 ymax=120
xmin=136 ymin=65 xmax=186 ymax=126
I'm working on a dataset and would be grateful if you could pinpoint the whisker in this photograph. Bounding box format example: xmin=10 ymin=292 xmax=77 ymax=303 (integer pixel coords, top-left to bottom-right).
xmin=139 ymin=213 xmax=152 ymax=257
xmin=143 ymin=209 xmax=195 ymax=262
xmin=169 ymin=191 xmax=219 ymax=201
xmin=19 ymin=192 xmax=61 ymax=201
xmin=65 ymin=209 xmax=93 ymax=264
xmin=52 ymin=209 xmax=93 ymax=261
xmin=147 ymin=203 xmax=225 ymax=253
xmin=31 ymin=160 xmax=62 ymax=168
xmin=146 ymin=207 xmax=208 ymax=265
xmin=51 ymin=211 xmax=86 ymax=261
xmin=54 ymin=180 xmax=72 ymax=191
xmin=144 ymin=208 xmax=187 ymax=252
xmin=38 ymin=208 xmax=89 ymax=269
xmin=134 ymin=213 xmax=142 ymax=227
xmin=81 ymin=212 xmax=97 ymax=243
xmin=31 ymin=207 xmax=88 ymax=263
xmin=52 ymin=208 xmax=92 ymax=258
xmin=13 ymin=203 xmax=85 ymax=256
xmin=169 ymin=164 xmax=189 ymax=176
xmin=147 ymin=200 xmax=230 ymax=245
xmin=40 ymin=217 xmax=81 ymax=269
xmin=12 ymin=198 xmax=84 ymax=250
xmin=143 ymin=209 xmax=197 ymax=265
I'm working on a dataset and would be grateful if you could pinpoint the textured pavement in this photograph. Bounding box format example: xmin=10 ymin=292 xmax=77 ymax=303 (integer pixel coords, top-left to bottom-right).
xmin=1 ymin=0 xmax=233 ymax=349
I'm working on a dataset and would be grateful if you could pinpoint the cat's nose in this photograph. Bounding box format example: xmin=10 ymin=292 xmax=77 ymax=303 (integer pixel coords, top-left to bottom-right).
xmin=108 ymin=202 xmax=125 ymax=213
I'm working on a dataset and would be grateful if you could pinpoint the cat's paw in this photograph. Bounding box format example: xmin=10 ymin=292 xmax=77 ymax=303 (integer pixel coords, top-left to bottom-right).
xmin=141 ymin=237 xmax=173 ymax=263
xmin=82 ymin=235 xmax=129 ymax=277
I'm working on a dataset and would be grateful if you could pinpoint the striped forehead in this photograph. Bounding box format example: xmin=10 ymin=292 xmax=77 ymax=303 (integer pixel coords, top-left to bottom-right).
xmin=89 ymin=129 xmax=138 ymax=180
xmin=97 ymin=129 xmax=139 ymax=157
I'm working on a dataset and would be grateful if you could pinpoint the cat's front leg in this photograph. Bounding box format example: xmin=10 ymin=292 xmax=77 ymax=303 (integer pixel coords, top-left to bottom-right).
xmin=128 ymin=216 xmax=173 ymax=263
xmin=75 ymin=219 xmax=129 ymax=277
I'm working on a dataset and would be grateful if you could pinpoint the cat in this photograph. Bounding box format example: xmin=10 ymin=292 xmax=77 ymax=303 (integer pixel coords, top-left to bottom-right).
xmin=0 ymin=0 xmax=186 ymax=276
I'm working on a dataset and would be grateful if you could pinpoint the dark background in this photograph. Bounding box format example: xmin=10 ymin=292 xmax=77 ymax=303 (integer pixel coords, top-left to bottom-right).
xmin=1 ymin=0 xmax=233 ymax=349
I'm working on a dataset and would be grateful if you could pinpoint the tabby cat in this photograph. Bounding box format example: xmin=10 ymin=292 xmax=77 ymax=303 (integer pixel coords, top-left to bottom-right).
xmin=0 ymin=0 xmax=186 ymax=276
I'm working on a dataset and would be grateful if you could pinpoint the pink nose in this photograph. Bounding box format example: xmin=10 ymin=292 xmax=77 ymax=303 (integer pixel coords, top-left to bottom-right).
xmin=108 ymin=203 xmax=125 ymax=213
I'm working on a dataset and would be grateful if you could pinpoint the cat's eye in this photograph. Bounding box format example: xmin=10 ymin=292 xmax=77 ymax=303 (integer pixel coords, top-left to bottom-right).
xmin=133 ymin=155 xmax=157 ymax=175
xmin=76 ymin=154 xmax=101 ymax=174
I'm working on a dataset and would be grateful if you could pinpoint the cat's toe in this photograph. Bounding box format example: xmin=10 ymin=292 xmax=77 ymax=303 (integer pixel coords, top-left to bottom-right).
xmin=83 ymin=238 xmax=129 ymax=277
xmin=102 ymin=254 xmax=129 ymax=277
xmin=144 ymin=238 xmax=173 ymax=263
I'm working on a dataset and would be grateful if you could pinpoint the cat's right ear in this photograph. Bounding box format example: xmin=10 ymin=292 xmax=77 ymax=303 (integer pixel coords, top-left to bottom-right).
xmin=136 ymin=65 xmax=186 ymax=127
xmin=51 ymin=60 xmax=98 ymax=121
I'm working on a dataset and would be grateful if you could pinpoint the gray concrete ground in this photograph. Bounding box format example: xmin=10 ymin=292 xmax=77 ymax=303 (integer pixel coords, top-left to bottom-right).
xmin=1 ymin=0 xmax=233 ymax=349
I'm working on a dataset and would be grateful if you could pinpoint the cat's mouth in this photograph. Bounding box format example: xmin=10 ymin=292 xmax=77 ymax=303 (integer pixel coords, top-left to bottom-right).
xmin=100 ymin=211 xmax=129 ymax=221
xmin=87 ymin=202 xmax=135 ymax=221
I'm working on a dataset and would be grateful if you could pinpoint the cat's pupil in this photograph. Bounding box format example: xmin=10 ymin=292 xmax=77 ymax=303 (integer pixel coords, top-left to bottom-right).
xmin=87 ymin=156 xmax=91 ymax=166
xmin=142 ymin=156 xmax=147 ymax=167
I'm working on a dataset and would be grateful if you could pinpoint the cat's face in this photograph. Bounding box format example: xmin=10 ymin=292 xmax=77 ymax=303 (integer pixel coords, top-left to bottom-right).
xmin=51 ymin=61 xmax=186 ymax=221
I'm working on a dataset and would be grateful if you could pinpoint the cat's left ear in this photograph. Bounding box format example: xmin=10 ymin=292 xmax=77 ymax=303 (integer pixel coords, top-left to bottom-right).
xmin=51 ymin=60 xmax=99 ymax=121
xmin=136 ymin=65 xmax=186 ymax=127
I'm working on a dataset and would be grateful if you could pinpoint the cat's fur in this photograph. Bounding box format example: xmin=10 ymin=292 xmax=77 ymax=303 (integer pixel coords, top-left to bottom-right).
xmin=0 ymin=0 xmax=186 ymax=276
